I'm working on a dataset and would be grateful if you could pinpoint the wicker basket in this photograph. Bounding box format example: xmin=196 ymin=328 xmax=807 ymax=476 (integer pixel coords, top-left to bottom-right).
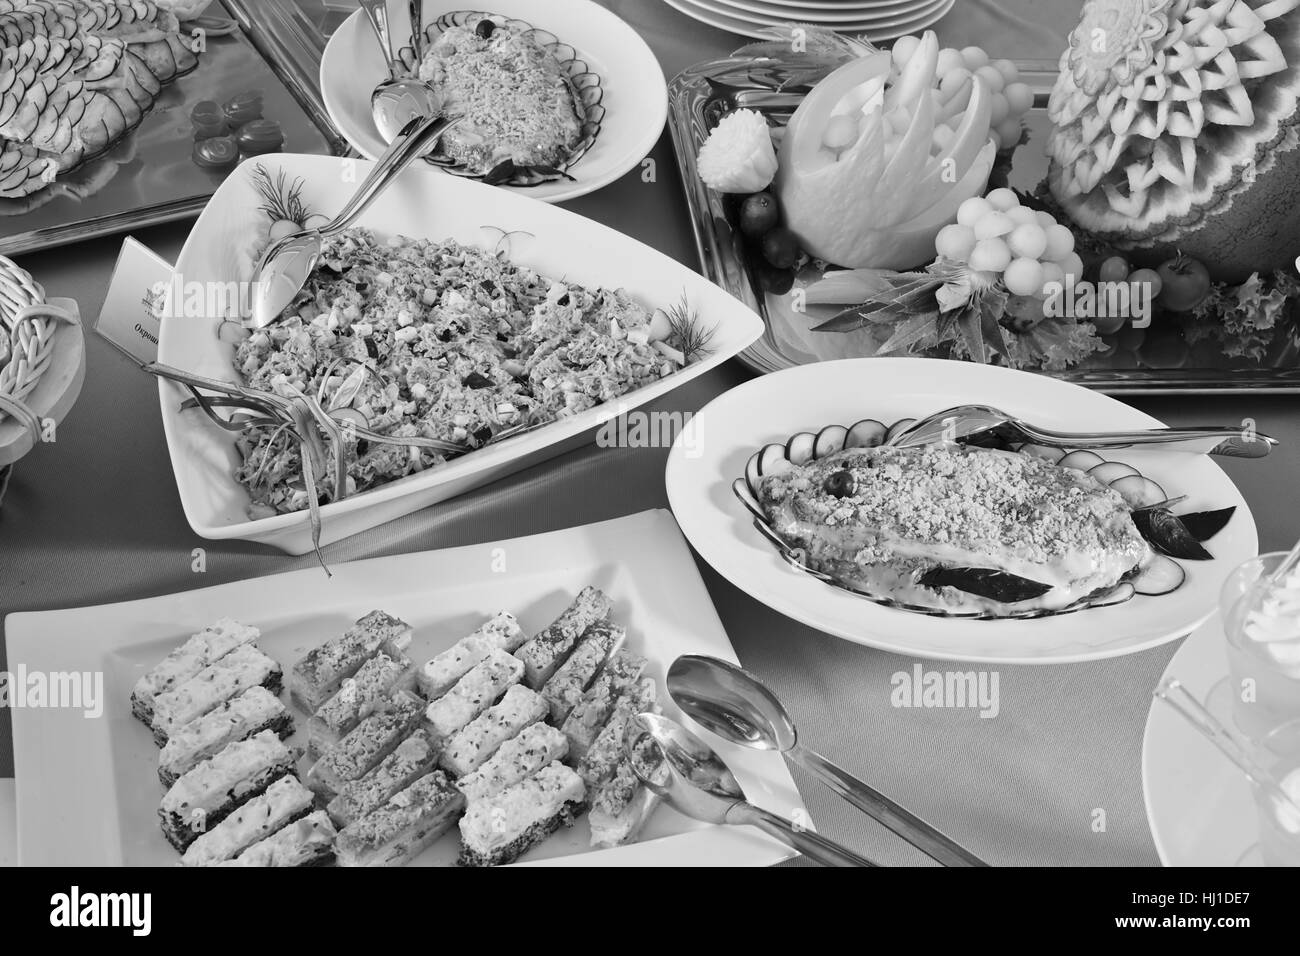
xmin=0 ymin=255 xmax=84 ymax=491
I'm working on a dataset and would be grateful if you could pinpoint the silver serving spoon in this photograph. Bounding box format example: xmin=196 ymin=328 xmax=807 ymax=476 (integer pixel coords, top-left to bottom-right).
xmin=249 ymin=112 xmax=456 ymax=330
xmin=360 ymin=0 xmax=443 ymax=144
xmin=668 ymin=655 xmax=987 ymax=867
xmin=890 ymin=403 xmax=1277 ymax=458
xmin=625 ymin=712 xmax=877 ymax=867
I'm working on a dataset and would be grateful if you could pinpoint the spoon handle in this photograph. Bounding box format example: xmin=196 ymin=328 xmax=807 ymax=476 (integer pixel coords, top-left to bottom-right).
xmin=1017 ymin=423 xmax=1276 ymax=459
xmin=408 ymin=0 xmax=425 ymax=59
xmin=791 ymin=745 xmax=988 ymax=867
xmin=359 ymin=0 xmax=402 ymax=77
xmin=325 ymin=113 xmax=455 ymax=235
xmin=727 ymin=802 xmax=877 ymax=867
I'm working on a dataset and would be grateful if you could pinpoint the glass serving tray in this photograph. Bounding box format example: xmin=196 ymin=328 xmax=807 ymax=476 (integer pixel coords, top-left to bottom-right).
xmin=667 ymin=51 xmax=1300 ymax=395
xmin=0 ymin=0 xmax=347 ymax=257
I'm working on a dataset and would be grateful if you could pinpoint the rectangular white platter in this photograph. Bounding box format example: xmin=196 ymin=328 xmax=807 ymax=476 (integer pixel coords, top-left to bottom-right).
xmin=5 ymin=510 xmax=801 ymax=866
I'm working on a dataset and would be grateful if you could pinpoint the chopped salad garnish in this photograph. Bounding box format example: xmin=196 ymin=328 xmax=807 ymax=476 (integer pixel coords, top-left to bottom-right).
xmin=233 ymin=229 xmax=685 ymax=517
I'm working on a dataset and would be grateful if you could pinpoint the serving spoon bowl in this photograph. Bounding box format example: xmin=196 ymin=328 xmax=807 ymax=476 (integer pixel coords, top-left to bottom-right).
xmin=249 ymin=111 xmax=455 ymax=330
xmin=625 ymin=712 xmax=876 ymax=867
xmin=360 ymin=0 xmax=444 ymax=145
xmin=667 ymin=654 xmax=987 ymax=866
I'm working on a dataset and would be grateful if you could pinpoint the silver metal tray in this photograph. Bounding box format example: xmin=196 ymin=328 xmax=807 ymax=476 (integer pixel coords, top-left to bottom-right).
xmin=0 ymin=0 xmax=345 ymax=257
xmin=667 ymin=51 xmax=1300 ymax=395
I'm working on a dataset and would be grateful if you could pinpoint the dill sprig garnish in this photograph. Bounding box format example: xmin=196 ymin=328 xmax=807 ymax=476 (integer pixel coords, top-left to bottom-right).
xmin=251 ymin=164 xmax=308 ymax=223
xmin=664 ymin=293 xmax=716 ymax=363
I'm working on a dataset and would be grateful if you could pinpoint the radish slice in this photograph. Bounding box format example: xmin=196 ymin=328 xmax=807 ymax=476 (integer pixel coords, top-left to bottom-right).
xmin=745 ymin=451 xmax=763 ymax=494
xmin=1133 ymin=555 xmax=1186 ymax=596
xmin=1087 ymin=461 xmax=1140 ymax=485
xmin=1090 ymin=582 xmax=1136 ymax=607
xmin=785 ymin=432 xmax=817 ymax=465
xmin=1018 ymin=443 xmax=1066 ymax=463
xmin=885 ymin=418 xmax=916 ymax=444
xmin=846 ymin=419 xmax=887 ymax=448
xmin=1058 ymin=450 xmax=1106 ymax=472
xmin=1110 ymin=474 xmax=1167 ymax=509
xmin=815 ymin=425 xmax=849 ymax=458
xmin=758 ymin=443 xmax=789 ymax=476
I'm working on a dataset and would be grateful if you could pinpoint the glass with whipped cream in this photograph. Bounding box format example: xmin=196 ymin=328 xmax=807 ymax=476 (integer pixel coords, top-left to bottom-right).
xmin=1252 ymin=719 xmax=1300 ymax=867
xmin=1221 ymin=553 xmax=1300 ymax=739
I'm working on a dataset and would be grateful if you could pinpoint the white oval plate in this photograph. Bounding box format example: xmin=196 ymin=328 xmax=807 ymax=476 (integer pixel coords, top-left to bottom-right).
xmin=665 ymin=358 xmax=1259 ymax=664
xmin=320 ymin=0 xmax=667 ymax=204
xmin=663 ymin=0 xmax=954 ymax=41
xmin=703 ymin=0 xmax=943 ymax=27
xmin=159 ymin=153 xmax=762 ymax=555
xmin=1142 ymin=614 xmax=1259 ymax=866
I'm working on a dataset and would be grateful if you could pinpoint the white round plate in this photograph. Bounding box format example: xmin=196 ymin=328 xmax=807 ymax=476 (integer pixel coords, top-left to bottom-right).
xmin=320 ymin=0 xmax=667 ymax=203
xmin=665 ymin=358 xmax=1258 ymax=665
xmin=662 ymin=0 xmax=954 ymax=40
xmin=1142 ymin=613 xmax=1261 ymax=866
xmin=724 ymin=0 xmax=924 ymax=10
xmin=707 ymin=0 xmax=937 ymax=25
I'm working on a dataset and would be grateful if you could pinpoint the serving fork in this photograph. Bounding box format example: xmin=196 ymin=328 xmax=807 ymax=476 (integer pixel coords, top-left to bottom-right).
xmin=891 ymin=404 xmax=1277 ymax=459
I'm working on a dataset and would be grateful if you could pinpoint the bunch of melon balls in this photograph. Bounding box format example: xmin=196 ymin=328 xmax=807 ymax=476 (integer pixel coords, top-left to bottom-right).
xmin=935 ymin=187 xmax=1085 ymax=298
xmin=888 ymin=35 xmax=1036 ymax=155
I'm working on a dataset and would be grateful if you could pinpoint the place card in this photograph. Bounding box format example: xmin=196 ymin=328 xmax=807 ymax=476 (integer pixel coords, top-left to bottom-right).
xmin=93 ymin=237 xmax=174 ymax=366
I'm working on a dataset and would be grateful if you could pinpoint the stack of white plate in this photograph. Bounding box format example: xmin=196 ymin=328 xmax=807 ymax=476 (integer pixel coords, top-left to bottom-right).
xmin=661 ymin=0 xmax=958 ymax=42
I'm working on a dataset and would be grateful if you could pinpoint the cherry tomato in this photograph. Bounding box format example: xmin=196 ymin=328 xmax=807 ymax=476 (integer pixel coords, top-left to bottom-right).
xmin=225 ymin=90 xmax=264 ymax=126
xmin=1128 ymin=268 xmax=1164 ymax=299
xmin=192 ymin=135 xmax=239 ymax=169
xmin=236 ymin=119 xmax=285 ymax=155
xmin=738 ymin=192 xmax=780 ymax=238
xmin=1098 ymin=255 xmax=1129 ymax=283
xmin=1155 ymin=255 xmax=1212 ymax=312
xmin=190 ymin=100 xmax=227 ymax=140
xmin=760 ymin=227 xmax=800 ymax=269
xmin=756 ymin=263 xmax=795 ymax=296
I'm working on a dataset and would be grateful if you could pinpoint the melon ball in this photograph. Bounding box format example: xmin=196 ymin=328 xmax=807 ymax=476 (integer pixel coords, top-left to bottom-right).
xmin=892 ymin=35 xmax=921 ymax=69
xmin=996 ymin=117 xmax=1023 ymax=146
xmin=975 ymin=211 xmax=1015 ymax=239
xmin=823 ymin=114 xmax=860 ymax=151
xmin=1043 ymin=223 xmax=1076 ymax=261
xmin=937 ymin=47 xmax=965 ymax=77
xmin=992 ymin=59 xmax=1020 ymax=83
xmin=939 ymin=67 xmax=972 ymax=102
xmin=970 ymin=237 xmax=1012 ymax=273
xmin=1005 ymin=82 xmax=1034 ymax=116
xmin=985 ymin=187 xmax=1019 ymax=212
xmin=932 ymin=124 xmax=955 ymax=152
xmin=1057 ymin=251 xmax=1085 ymax=280
xmin=989 ymin=93 xmax=1009 ymax=126
xmin=1003 ymin=258 xmax=1045 ymax=297
xmin=975 ymin=65 xmax=1005 ymax=93
xmin=887 ymin=106 xmax=912 ymax=135
xmin=1008 ymin=206 xmax=1039 ymax=226
xmin=936 ymin=223 xmax=977 ymax=261
xmin=961 ymin=46 xmax=990 ymax=70
xmin=1040 ymin=261 xmax=1066 ymax=288
xmin=1036 ymin=210 xmax=1058 ymax=229
xmin=957 ymin=196 xmax=993 ymax=227
xmin=1008 ymin=223 xmax=1048 ymax=260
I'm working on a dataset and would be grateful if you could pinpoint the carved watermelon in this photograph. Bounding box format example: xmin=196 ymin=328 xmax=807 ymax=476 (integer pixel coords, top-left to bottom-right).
xmin=1046 ymin=0 xmax=1300 ymax=282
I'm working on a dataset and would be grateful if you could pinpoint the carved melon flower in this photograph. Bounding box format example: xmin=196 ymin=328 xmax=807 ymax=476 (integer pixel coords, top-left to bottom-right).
xmin=1067 ymin=0 xmax=1174 ymax=96
xmin=1047 ymin=0 xmax=1298 ymax=245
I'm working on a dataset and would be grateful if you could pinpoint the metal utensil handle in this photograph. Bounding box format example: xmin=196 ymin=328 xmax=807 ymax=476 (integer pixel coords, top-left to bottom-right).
xmin=1154 ymin=678 xmax=1300 ymax=816
xmin=1020 ymin=424 xmax=1276 ymax=458
xmin=324 ymin=114 xmax=454 ymax=235
xmin=794 ymin=745 xmax=987 ymax=867
xmin=408 ymin=0 xmax=425 ymax=58
xmin=359 ymin=0 xmax=403 ymax=77
xmin=728 ymin=802 xmax=877 ymax=867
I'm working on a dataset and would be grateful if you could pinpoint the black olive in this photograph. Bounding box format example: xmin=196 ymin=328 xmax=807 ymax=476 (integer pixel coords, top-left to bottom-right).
xmin=479 ymin=279 xmax=495 ymax=293
xmin=472 ymin=425 xmax=493 ymax=444
xmin=475 ymin=18 xmax=495 ymax=38
xmin=462 ymin=371 xmax=492 ymax=389
xmin=356 ymin=439 xmax=369 ymax=457
xmin=364 ymin=338 xmax=379 ymax=360
xmin=437 ymin=328 xmax=454 ymax=342
xmin=823 ymin=470 xmax=857 ymax=499
xmin=557 ymin=292 xmax=570 ymax=307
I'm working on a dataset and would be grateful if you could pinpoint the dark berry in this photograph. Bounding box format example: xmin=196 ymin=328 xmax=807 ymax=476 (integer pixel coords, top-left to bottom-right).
xmin=475 ymin=18 xmax=495 ymax=38
xmin=823 ymin=470 xmax=857 ymax=499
